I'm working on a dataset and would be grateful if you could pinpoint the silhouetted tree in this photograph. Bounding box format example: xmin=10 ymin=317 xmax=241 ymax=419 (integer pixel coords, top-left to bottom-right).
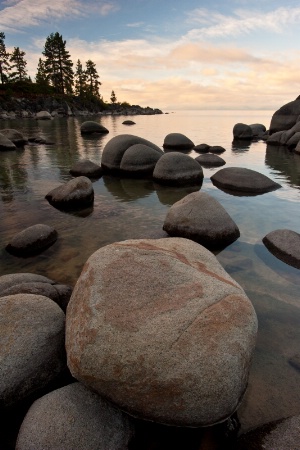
xmin=42 ymin=32 xmax=73 ymax=94
xmin=0 ymin=32 xmax=10 ymax=84
xmin=110 ymin=90 xmax=117 ymax=104
xmin=74 ymin=59 xmax=87 ymax=97
xmin=8 ymin=47 xmax=28 ymax=82
xmin=35 ymin=58 xmax=49 ymax=85
xmin=85 ymin=59 xmax=101 ymax=98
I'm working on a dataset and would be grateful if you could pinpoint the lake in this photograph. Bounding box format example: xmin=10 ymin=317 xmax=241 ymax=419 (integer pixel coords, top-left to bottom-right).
xmin=0 ymin=110 xmax=300 ymax=438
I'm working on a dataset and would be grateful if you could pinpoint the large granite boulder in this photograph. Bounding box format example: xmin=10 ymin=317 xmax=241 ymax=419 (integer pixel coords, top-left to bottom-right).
xmin=36 ymin=111 xmax=52 ymax=120
xmin=262 ymin=229 xmax=300 ymax=269
xmin=0 ymin=133 xmax=16 ymax=151
xmin=101 ymin=134 xmax=163 ymax=173
xmin=163 ymin=192 xmax=240 ymax=249
xmin=70 ymin=159 xmax=103 ymax=178
xmin=0 ymin=129 xmax=28 ymax=146
xmin=6 ymin=224 xmax=58 ymax=256
xmin=80 ymin=121 xmax=109 ymax=135
xmin=16 ymin=383 xmax=134 ymax=450
xmin=0 ymin=294 xmax=66 ymax=407
xmin=233 ymin=123 xmax=253 ymax=140
xmin=120 ymin=143 xmax=163 ymax=176
xmin=0 ymin=273 xmax=72 ymax=312
xmin=66 ymin=237 xmax=257 ymax=427
xmin=45 ymin=176 xmax=94 ymax=210
xmin=211 ymin=167 xmax=281 ymax=194
xmin=163 ymin=133 xmax=194 ymax=150
xmin=269 ymin=95 xmax=300 ymax=134
xmin=153 ymin=152 xmax=203 ymax=186
xmin=195 ymin=153 xmax=226 ymax=167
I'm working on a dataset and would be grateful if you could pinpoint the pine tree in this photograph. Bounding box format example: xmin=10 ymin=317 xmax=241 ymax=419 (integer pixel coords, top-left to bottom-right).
xmin=35 ymin=58 xmax=49 ymax=85
xmin=0 ymin=32 xmax=10 ymax=84
xmin=110 ymin=90 xmax=117 ymax=104
xmin=74 ymin=59 xmax=87 ymax=97
xmin=42 ymin=32 xmax=74 ymax=94
xmin=8 ymin=47 xmax=28 ymax=82
xmin=85 ymin=59 xmax=101 ymax=99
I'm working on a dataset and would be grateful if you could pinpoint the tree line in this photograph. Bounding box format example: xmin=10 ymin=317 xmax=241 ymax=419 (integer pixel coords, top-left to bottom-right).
xmin=0 ymin=31 xmax=118 ymax=104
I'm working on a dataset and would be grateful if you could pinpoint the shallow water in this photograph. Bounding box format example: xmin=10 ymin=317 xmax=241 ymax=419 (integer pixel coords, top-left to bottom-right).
xmin=0 ymin=110 xmax=300 ymax=435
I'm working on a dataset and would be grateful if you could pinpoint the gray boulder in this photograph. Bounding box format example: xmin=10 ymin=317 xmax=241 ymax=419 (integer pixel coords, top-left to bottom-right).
xmin=233 ymin=123 xmax=253 ymax=140
xmin=0 ymin=133 xmax=16 ymax=150
xmin=195 ymin=154 xmax=225 ymax=167
xmin=269 ymin=95 xmax=300 ymax=134
xmin=101 ymin=134 xmax=163 ymax=173
xmin=120 ymin=143 xmax=162 ymax=176
xmin=6 ymin=224 xmax=58 ymax=256
xmin=262 ymin=229 xmax=300 ymax=269
xmin=153 ymin=152 xmax=203 ymax=186
xmin=266 ymin=130 xmax=284 ymax=145
xmin=209 ymin=145 xmax=226 ymax=154
xmin=66 ymin=237 xmax=257 ymax=427
xmin=249 ymin=123 xmax=266 ymax=136
xmin=194 ymin=143 xmax=210 ymax=153
xmin=36 ymin=111 xmax=52 ymax=120
xmin=80 ymin=121 xmax=109 ymax=134
xmin=163 ymin=133 xmax=194 ymax=150
xmin=163 ymin=191 xmax=240 ymax=249
xmin=0 ymin=273 xmax=54 ymax=293
xmin=211 ymin=167 xmax=281 ymax=194
xmin=70 ymin=159 xmax=103 ymax=178
xmin=16 ymin=382 xmax=134 ymax=450
xmin=45 ymin=176 xmax=94 ymax=210
xmin=277 ymin=121 xmax=300 ymax=145
xmin=0 ymin=129 xmax=28 ymax=146
xmin=286 ymin=131 xmax=300 ymax=149
xmin=0 ymin=294 xmax=66 ymax=407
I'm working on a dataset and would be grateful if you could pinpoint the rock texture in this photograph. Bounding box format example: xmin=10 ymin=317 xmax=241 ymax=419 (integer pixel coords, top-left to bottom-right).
xmin=0 ymin=294 xmax=66 ymax=407
xmin=153 ymin=152 xmax=203 ymax=186
xmin=80 ymin=121 xmax=109 ymax=135
xmin=211 ymin=167 xmax=281 ymax=194
xmin=16 ymin=382 xmax=134 ymax=450
xmin=70 ymin=159 xmax=103 ymax=178
xmin=262 ymin=229 xmax=300 ymax=269
xmin=163 ymin=192 xmax=240 ymax=249
xmin=269 ymin=95 xmax=300 ymax=134
xmin=66 ymin=237 xmax=257 ymax=427
xmin=45 ymin=176 xmax=94 ymax=210
xmin=6 ymin=224 xmax=58 ymax=256
xmin=163 ymin=133 xmax=194 ymax=150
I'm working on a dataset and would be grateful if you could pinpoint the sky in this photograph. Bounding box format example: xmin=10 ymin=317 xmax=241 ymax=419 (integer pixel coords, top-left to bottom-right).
xmin=1 ymin=0 xmax=300 ymax=111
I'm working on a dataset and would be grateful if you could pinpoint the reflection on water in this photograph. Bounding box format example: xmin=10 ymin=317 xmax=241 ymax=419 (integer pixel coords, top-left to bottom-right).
xmin=0 ymin=111 xmax=300 ymax=436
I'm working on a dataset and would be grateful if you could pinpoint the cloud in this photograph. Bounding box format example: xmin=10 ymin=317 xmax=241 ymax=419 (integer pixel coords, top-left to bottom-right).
xmin=185 ymin=6 xmax=300 ymax=39
xmin=126 ymin=22 xmax=144 ymax=28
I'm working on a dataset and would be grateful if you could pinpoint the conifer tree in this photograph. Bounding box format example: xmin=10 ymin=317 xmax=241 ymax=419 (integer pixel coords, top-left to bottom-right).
xmin=0 ymin=32 xmax=10 ymax=84
xmin=35 ymin=58 xmax=48 ymax=85
xmin=8 ymin=47 xmax=28 ymax=82
xmin=74 ymin=59 xmax=87 ymax=97
xmin=110 ymin=90 xmax=117 ymax=104
xmin=42 ymin=32 xmax=74 ymax=94
xmin=85 ymin=59 xmax=101 ymax=99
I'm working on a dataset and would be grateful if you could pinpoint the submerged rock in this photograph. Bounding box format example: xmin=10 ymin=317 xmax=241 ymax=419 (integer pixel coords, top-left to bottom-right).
xmin=45 ymin=176 xmax=94 ymax=210
xmin=153 ymin=152 xmax=203 ymax=186
xmin=262 ymin=229 xmax=300 ymax=269
xmin=6 ymin=224 xmax=58 ymax=256
xmin=122 ymin=120 xmax=136 ymax=125
xmin=70 ymin=159 xmax=103 ymax=178
xmin=66 ymin=237 xmax=257 ymax=427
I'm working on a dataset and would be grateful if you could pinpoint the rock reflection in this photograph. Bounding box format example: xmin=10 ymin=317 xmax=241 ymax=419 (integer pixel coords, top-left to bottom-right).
xmin=0 ymin=157 xmax=28 ymax=203
xmin=154 ymin=183 xmax=201 ymax=206
xmin=231 ymin=139 xmax=251 ymax=153
xmin=265 ymin=144 xmax=300 ymax=189
xmin=103 ymin=175 xmax=155 ymax=202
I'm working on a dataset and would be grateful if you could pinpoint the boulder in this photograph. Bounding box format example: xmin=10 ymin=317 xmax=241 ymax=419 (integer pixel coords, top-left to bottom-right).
xmin=277 ymin=121 xmax=300 ymax=144
xmin=36 ymin=111 xmax=52 ymax=120
xmin=80 ymin=121 xmax=109 ymax=135
xmin=120 ymin=143 xmax=163 ymax=176
xmin=45 ymin=176 xmax=94 ymax=210
xmin=122 ymin=120 xmax=136 ymax=125
xmin=0 ymin=133 xmax=17 ymax=151
xmin=6 ymin=224 xmax=58 ymax=256
xmin=266 ymin=131 xmax=284 ymax=145
xmin=262 ymin=229 xmax=300 ymax=269
xmin=163 ymin=133 xmax=194 ymax=150
xmin=163 ymin=192 xmax=240 ymax=249
xmin=286 ymin=131 xmax=300 ymax=149
xmin=153 ymin=152 xmax=203 ymax=186
xmin=70 ymin=159 xmax=103 ymax=178
xmin=249 ymin=123 xmax=266 ymax=136
xmin=101 ymin=134 xmax=163 ymax=173
xmin=195 ymin=154 xmax=226 ymax=167
xmin=193 ymin=143 xmax=210 ymax=153
xmin=233 ymin=123 xmax=253 ymax=140
xmin=295 ymin=140 xmax=300 ymax=154
xmin=0 ymin=294 xmax=66 ymax=407
xmin=66 ymin=237 xmax=257 ymax=427
xmin=269 ymin=95 xmax=300 ymax=134
xmin=211 ymin=167 xmax=281 ymax=194
xmin=0 ymin=129 xmax=28 ymax=146
xmin=16 ymin=383 xmax=134 ymax=450
xmin=0 ymin=273 xmax=54 ymax=293
xmin=209 ymin=145 xmax=226 ymax=154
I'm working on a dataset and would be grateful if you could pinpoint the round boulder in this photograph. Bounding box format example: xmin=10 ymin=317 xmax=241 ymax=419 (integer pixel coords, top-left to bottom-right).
xmin=163 ymin=191 xmax=240 ymax=249
xmin=211 ymin=167 xmax=281 ymax=194
xmin=0 ymin=133 xmax=17 ymax=151
xmin=70 ymin=159 xmax=103 ymax=178
xmin=80 ymin=121 xmax=109 ymax=135
xmin=163 ymin=133 xmax=194 ymax=150
xmin=101 ymin=134 xmax=163 ymax=173
xmin=269 ymin=95 xmax=300 ymax=134
xmin=0 ymin=294 xmax=66 ymax=407
xmin=66 ymin=237 xmax=257 ymax=427
xmin=153 ymin=152 xmax=203 ymax=186
xmin=209 ymin=145 xmax=226 ymax=154
xmin=120 ymin=143 xmax=163 ymax=176
xmin=249 ymin=123 xmax=266 ymax=136
xmin=0 ymin=129 xmax=28 ymax=146
xmin=194 ymin=143 xmax=210 ymax=153
xmin=6 ymin=224 xmax=58 ymax=256
xmin=195 ymin=154 xmax=225 ymax=167
xmin=36 ymin=111 xmax=52 ymax=120
xmin=233 ymin=123 xmax=253 ymax=140
xmin=122 ymin=120 xmax=135 ymax=125
xmin=45 ymin=176 xmax=94 ymax=210
xmin=16 ymin=382 xmax=134 ymax=450
xmin=262 ymin=229 xmax=300 ymax=269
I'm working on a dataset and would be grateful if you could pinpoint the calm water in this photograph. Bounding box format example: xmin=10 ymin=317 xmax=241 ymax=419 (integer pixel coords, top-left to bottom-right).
xmin=0 ymin=110 xmax=300 ymax=434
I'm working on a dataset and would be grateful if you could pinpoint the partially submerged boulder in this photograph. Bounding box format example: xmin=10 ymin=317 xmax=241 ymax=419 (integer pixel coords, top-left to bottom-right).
xmin=195 ymin=154 xmax=226 ymax=167
xmin=0 ymin=133 xmax=17 ymax=151
xmin=269 ymin=95 xmax=300 ymax=134
xmin=262 ymin=229 xmax=300 ymax=269
xmin=233 ymin=123 xmax=253 ymax=140
xmin=209 ymin=145 xmax=226 ymax=154
xmin=6 ymin=224 xmax=58 ymax=256
xmin=122 ymin=120 xmax=135 ymax=125
xmin=0 ymin=129 xmax=28 ymax=146
xmin=80 ymin=121 xmax=109 ymax=135
xmin=16 ymin=383 xmax=134 ymax=450
xmin=45 ymin=176 xmax=94 ymax=210
xmin=211 ymin=167 xmax=281 ymax=195
xmin=194 ymin=143 xmax=210 ymax=153
xmin=249 ymin=123 xmax=267 ymax=137
xmin=163 ymin=191 xmax=240 ymax=249
xmin=153 ymin=152 xmax=203 ymax=186
xmin=36 ymin=111 xmax=52 ymax=120
xmin=70 ymin=159 xmax=103 ymax=178
xmin=120 ymin=143 xmax=163 ymax=176
xmin=163 ymin=133 xmax=194 ymax=150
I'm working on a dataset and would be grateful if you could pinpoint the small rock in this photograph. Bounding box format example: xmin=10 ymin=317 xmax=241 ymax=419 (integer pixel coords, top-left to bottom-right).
xmin=194 ymin=143 xmax=210 ymax=153
xmin=36 ymin=111 xmax=52 ymax=120
xmin=80 ymin=121 xmax=109 ymax=134
xmin=163 ymin=133 xmax=194 ymax=150
xmin=45 ymin=176 xmax=94 ymax=210
xmin=195 ymin=154 xmax=226 ymax=167
xmin=70 ymin=159 xmax=103 ymax=178
xmin=209 ymin=145 xmax=226 ymax=154
xmin=0 ymin=133 xmax=17 ymax=151
xmin=262 ymin=229 xmax=300 ymax=269
xmin=6 ymin=224 xmax=58 ymax=256
xmin=122 ymin=120 xmax=136 ymax=125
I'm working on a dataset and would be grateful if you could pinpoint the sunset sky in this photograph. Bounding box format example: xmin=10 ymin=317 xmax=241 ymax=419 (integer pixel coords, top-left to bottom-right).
xmin=1 ymin=0 xmax=300 ymax=111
